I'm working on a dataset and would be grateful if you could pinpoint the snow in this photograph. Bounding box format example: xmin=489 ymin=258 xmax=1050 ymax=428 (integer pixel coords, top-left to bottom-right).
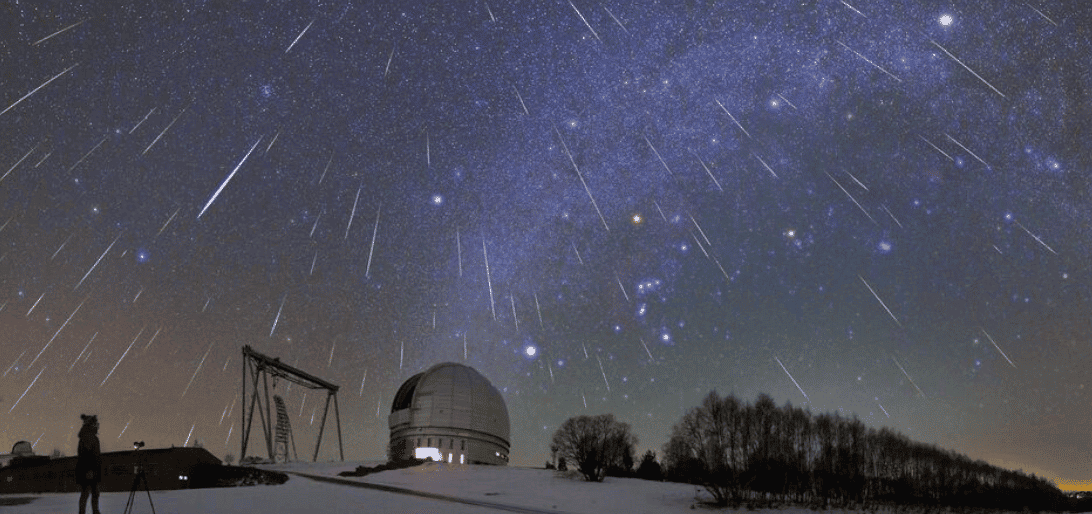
xmin=3 ymin=461 xmax=1083 ymax=513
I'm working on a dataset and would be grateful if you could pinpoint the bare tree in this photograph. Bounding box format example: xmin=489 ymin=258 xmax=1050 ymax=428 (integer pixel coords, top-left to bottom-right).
xmin=551 ymin=414 xmax=637 ymax=482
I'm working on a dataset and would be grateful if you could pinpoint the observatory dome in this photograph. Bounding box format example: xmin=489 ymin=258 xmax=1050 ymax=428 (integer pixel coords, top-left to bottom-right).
xmin=388 ymin=362 xmax=510 ymax=465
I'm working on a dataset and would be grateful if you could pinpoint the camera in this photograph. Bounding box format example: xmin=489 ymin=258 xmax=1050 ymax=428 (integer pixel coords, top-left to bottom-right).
xmin=133 ymin=441 xmax=145 ymax=449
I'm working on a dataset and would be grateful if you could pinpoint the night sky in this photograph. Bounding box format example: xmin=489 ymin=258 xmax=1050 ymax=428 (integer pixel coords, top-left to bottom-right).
xmin=2 ymin=0 xmax=1091 ymax=490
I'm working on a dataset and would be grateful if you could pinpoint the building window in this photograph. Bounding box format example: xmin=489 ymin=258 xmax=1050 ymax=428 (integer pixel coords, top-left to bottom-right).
xmin=427 ymin=438 xmax=431 ymax=447
xmin=449 ymin=439 xmax=453 ymax=449
xmin=460 ymin=440 xmax=465 ymax=450
xmin=417 ymin=438 xmax=421 ymax=447
xmin=438 ymin=438 xmax=443 ymax=447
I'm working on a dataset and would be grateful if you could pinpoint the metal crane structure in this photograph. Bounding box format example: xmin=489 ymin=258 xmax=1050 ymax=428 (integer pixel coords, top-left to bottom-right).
xmin=240 ymin=345 xmax=344 ymax=463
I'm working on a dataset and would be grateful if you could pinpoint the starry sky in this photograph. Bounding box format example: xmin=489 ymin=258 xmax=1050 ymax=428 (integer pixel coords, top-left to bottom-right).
xmin=2 ymin=0 xmax=1091 ymax=490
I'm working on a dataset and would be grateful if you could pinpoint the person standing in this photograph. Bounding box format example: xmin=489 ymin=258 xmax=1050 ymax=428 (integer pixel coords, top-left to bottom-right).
xmin=76 ymin=414 xmax=102 ymax=514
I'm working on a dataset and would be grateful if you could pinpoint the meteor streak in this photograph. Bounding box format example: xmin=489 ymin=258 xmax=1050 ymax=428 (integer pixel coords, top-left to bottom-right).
xmin=101 ymin=326 xmax=145 ymax=387
xmin=640 ymin=338 xmax=654 ymax=363
xmin=568 ymin=0 xmax=601 ymax=41
xmin=118 ymin=416 xmax=132 ymax=439
xmin=26 ymin=293 xmax=44 ymax=317
xmin=0 ymin=63 xmax=78 ymax=118
xmin=859 ymin=275 xmax=901 ymax=327
xmin=555 ymin=128 xmax=609 ymax=231
xmin=143 ymin=326 xmax=162 ymax=351
xmin=715 ymin=99 xmax=751 ymax=139
xmin=181 ymin=343 xmax=213 ymax=398
xmin=483 ymin=238 xmax=496 ymax=319
xmin=285 ymin=19 xmax=314 ymax=53
xmin=596 ymin=354 xmax=610 ymax=392
xmin=534 ymin=291 xmax=544 ymax=329
xmin=836 ymin=40 xmax=901 ymax=82
xmin=774 ymin=356 xmax=809 ymax=401
xmin=384 ymin=46 xmax=395 ymax=78
xmin=689 ymin=149 xmax=723 ymax=191
xmin=198 ymin=136 xmax=263 ymax=219
xmin=129 ymin=107 xmax=157 ymax=134
xmin=2 ymin=141 xmax=42 ymax=182
xmin=891 ymin=356 xmax=925 ymax=397
xmin=365 ymin=204 xmax=381 ymax=277
xmin=918 ymin=135 xmax=953 ymax=161
xmin=265 ymin=129 xmax=280 ymax=154
xmin=345 ymin=186 xmax=361 ymax=239
xmin=28 ymin=296 xmax=87 ymax=369
xmin=1025 ymin=3 xmax=1057 ymax=25
xmin=270 ymin=295 xmax=287 ymax=336
xmin=882 ymin=205 xmax=904 ymax=228
xmin=142 ymin=107 xmax=187 ymax=155
xmin=944 ymin=133 xmax=990 ymax=168
xmin=839 ymin=0 xmax=866 ymax=17
xmin=319 ymin=153 xmax=333 ymax=184
xmin=33 ymin=18 xmax=89 ymax=45
xmin=456 ymin=228 xmax=463 ymax=276
xmin=75 ymin=232 xmax=122 ymax=290
xmin=70 ymin=333 xmax=97 ymax=371
xmin=513 ymin=85 xmax=530 ymax=115
xmin=9 ymin=366 xmax=46 ymax=413
xmin=643 ymin=134 xmax=674 ymax=178
xmin=311 ymin=210 xmax=322 ymax=237
xmin=69 ymin=136 xmax=108 ymax=172
xmin=929 ymin=39 xmax=1006 ymax=99
xmin=1014 ymin=220 xmax=1058 ymax=255
xmin=826 ymin=172 xmax=875 ymax=223
xmin=603 ymin=6 xmax=630 ymax=34
xmin=981 ymin=328 xmax=1016 ymax=368
xmin=753 ymin=154 xmax=778 ymax=178
xmin=616 ymin=275 xmax=630 ymax=301
xmin=4 ymin=350 xmax=26 ymax=377
xmin=157 ymin=207 xmax=180 ymax=237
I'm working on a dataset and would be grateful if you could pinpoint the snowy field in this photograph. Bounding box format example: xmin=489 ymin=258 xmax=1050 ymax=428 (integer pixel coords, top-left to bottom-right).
xmin=1 ymin=460 xmax=1085 ymax=514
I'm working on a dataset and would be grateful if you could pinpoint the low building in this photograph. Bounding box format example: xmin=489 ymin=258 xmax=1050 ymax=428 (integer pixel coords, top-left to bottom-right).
xmin=0 ymin=441 xmax=34 ymax=469
xmin=388 ymin=362 xmax=510 ymax=465
xmin=0 ymin=447 xmax=221 ymax=494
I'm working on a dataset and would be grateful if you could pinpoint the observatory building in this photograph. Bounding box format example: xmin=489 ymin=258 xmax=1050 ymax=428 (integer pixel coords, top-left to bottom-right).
xmin=388 ymin=363 xmax=510 ymax=465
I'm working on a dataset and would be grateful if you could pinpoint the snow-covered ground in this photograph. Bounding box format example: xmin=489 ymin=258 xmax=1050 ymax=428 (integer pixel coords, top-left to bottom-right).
xmin=2 ymin=460 xmax=1085 ymax=513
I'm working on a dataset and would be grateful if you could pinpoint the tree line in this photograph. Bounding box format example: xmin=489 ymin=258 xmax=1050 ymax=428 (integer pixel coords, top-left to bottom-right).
xmin=552 ymin=391 xmax=1082 ymax=511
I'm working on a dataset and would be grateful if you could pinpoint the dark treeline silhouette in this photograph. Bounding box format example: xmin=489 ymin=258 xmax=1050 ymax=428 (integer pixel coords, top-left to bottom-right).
xmin=661 ymin=391 xmax=1072 ymax=511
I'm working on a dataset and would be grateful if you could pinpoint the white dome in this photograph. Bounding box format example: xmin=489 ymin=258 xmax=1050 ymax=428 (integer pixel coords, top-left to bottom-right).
xmin=388 ymin=363 xmax=510 ymax=465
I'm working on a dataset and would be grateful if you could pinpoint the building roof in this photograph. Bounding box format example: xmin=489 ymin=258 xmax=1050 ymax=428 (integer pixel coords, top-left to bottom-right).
xmin=390 ymin=362 xmax=509 ymax=443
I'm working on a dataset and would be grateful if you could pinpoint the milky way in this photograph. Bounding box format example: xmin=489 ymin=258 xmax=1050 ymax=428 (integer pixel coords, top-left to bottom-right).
xmin=1 ymin=1 xmax=1090 ymax=489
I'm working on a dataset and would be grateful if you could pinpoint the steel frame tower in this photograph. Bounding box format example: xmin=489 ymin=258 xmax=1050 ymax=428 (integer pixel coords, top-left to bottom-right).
xmin=240 ymin=345 xmax=344 ymax=462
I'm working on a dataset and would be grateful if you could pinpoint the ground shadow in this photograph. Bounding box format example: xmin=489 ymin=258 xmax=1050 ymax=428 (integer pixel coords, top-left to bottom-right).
xmin=0 ymin=496 xmax=39 ymax=506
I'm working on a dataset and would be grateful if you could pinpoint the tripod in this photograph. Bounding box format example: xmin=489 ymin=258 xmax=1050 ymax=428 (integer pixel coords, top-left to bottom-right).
xmin=124 ymin=448 xmax=156 ymax=514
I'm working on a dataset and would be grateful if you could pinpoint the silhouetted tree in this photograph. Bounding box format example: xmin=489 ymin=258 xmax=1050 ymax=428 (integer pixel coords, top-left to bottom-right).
xmin=551 ymin=414 xmax=637 ymax=482
xmin=635 ymin=450 xmax=662 ymax=481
